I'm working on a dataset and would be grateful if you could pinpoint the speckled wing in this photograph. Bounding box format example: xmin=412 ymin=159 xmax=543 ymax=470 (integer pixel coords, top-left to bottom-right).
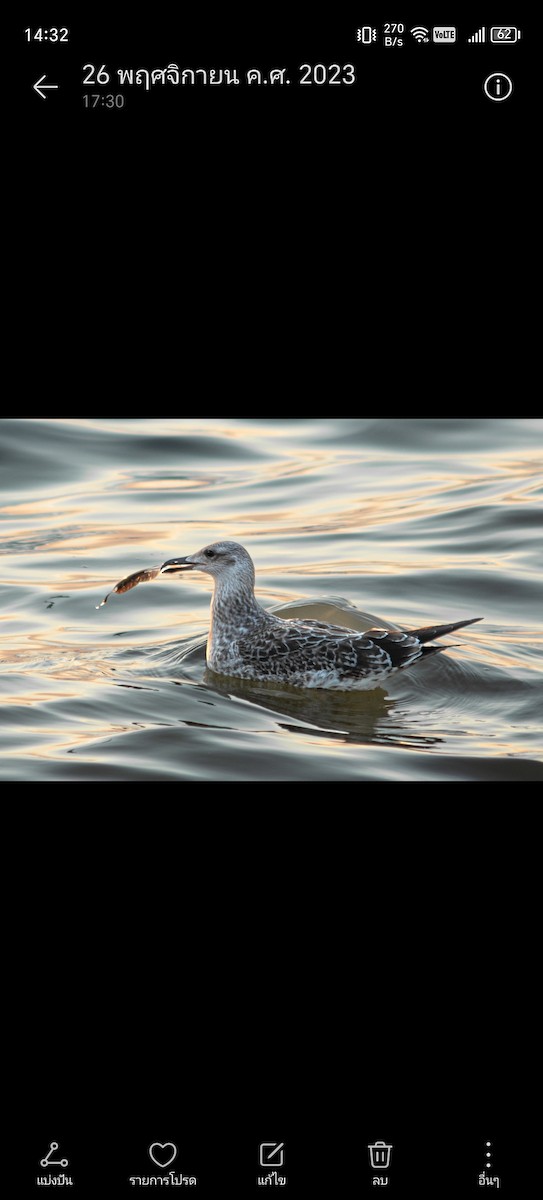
xmin=361 ymin=620 xmax=482 ymax=671
xmin=322 ymin=629 xmax=426 ymax=677
xmin=236 ymin=620 xmax=428 ymax=680
xmin=235 ymin=620 xmax=379 ymax=678
xmin=358 ymin=629 xmax=426 ymax=673
xmin=298 ymin=622 xmax=451 ymax=673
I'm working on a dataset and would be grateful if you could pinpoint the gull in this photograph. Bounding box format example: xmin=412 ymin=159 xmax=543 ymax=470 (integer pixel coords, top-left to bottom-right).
xmin=98 ymin=540 xmax=482 ymax=690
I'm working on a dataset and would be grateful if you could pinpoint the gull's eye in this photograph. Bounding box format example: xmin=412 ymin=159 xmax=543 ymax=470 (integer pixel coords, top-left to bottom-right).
xmin=204 ymin=548 xmax=216 ymax=558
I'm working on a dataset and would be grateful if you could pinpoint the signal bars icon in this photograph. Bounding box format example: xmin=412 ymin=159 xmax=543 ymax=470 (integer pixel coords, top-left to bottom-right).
xmin=468 ymin=27 xmax=486 ymax=43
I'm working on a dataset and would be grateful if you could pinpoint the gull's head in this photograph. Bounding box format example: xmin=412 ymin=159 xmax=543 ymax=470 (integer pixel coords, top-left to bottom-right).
xmin=160 ymin=541 xmax=255 ymax=588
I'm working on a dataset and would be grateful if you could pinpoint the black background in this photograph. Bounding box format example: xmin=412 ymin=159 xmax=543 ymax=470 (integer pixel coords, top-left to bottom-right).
xmin=19 ymin=800 xmax=536 ymax=1196
xmin=17 ymin=8 xmax=529 ymax=404
xmin=20 ymin=9 xmax=526 ymax=217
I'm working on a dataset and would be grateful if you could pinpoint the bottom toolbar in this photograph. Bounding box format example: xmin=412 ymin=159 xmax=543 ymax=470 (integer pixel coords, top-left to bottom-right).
xmin=29 ymin=1133 xmax=511 ymax=1194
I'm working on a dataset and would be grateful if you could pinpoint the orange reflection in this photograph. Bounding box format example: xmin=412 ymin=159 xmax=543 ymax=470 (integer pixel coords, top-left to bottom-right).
xmin=123 ymin=477 xmax=213 ymax=491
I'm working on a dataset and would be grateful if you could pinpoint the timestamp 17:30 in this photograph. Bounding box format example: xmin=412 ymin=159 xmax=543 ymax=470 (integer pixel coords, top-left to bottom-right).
xmin=83 ymin=94 xmax=125 ymax=107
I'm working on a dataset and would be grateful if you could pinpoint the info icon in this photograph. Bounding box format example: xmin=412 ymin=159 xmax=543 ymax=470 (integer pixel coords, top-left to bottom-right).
xmin=483 ymin=74 xmax=513 ymax=102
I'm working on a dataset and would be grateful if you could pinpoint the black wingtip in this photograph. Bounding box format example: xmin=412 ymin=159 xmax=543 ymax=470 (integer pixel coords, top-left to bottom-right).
xmin=441 ymin=616 xmax=484 ymax=632
xmin=412 ymin=617 xmax=484 ymax=645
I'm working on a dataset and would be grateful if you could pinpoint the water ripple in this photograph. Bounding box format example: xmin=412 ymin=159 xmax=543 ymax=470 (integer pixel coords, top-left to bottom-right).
xmin=1 ymin=417 xmax=541 ymax=779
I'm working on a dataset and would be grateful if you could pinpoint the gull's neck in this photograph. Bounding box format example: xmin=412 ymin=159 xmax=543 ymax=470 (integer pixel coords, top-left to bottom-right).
xmin=211 ymin=571 xmax=268 ymax=630
xmin=207 ymin=568 xmax=271 ymax=665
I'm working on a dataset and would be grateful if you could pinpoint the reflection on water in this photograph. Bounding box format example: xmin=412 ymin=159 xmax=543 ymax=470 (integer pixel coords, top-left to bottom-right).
xmin=203 ymin=669 xmax=443 ymax=750
xmin=1 ymin=418 xmax=542 ymax=780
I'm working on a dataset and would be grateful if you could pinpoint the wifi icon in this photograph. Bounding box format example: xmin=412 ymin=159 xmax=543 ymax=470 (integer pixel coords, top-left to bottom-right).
xmin=410 ymin=26 xmax=429 ymax=42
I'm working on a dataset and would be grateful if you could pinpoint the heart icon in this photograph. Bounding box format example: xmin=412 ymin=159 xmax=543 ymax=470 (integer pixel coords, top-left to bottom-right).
xmin=149 ymin=1142 xmax=178 ymax=1169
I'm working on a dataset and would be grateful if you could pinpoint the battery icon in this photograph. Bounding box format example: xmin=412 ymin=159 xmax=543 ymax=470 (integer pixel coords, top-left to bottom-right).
xmin=490 ymin=27 xmax=521 ymax=43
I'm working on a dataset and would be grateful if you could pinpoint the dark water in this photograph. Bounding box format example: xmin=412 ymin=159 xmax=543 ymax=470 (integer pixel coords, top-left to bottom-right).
xmin=1 ymin=417 xmax=541 ymax=780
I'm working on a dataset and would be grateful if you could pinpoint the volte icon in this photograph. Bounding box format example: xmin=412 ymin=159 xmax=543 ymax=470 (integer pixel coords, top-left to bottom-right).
xmin=433 ymin=27 xmax=456 ymax=43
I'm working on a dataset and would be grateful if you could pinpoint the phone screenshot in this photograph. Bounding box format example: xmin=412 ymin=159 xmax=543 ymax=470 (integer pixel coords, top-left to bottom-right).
xmin=17 ymin=10 xmax=532 ymax=1198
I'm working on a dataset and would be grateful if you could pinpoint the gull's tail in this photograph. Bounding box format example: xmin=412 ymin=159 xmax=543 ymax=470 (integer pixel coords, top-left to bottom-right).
xmin=411 ymin=617 xmax=483 ymax=644
xmin=407 ymin=616 xmax=483 ymax=662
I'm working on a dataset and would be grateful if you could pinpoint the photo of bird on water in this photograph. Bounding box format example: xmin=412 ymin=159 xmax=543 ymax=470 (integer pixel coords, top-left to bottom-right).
xmin=2 ymin=417 xmax=542 ymax=781
xmin=99 ymin=540 xmax=482 ymax=691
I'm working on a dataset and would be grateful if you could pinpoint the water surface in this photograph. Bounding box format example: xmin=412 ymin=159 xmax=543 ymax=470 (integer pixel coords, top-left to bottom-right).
xmin=1 ymin=417 xmax=541 ymax=781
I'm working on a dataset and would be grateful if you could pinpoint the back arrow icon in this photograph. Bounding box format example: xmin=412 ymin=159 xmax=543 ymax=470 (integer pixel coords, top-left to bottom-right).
xmin=33 ymin=74 xmax=59 ymax=100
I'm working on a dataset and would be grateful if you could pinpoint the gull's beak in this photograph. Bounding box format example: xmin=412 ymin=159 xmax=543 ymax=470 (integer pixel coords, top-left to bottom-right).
xmin=160 ymin=556 xmax=196 ymax=573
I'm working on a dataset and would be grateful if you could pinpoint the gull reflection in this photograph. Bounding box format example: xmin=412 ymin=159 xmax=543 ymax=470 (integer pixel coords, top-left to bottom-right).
xmin=203 ymin=668 xmax=442 ymax=749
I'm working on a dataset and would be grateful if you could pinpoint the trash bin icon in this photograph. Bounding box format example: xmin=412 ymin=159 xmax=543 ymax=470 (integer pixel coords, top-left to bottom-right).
xmin=368 ymin=1141 xmax=393 ymax=1169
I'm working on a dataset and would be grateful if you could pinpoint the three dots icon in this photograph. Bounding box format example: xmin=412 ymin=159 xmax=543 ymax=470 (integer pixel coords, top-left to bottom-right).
xmin=480 ymin=1140 xmax=501 ymax=1187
